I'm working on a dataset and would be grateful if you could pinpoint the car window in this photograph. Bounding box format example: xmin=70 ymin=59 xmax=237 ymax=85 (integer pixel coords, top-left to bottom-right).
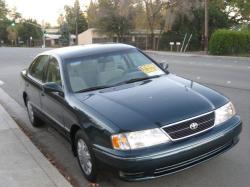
xmin=45 ymin=57 xmax=61 ymax=85
xmin=29 ymin=55 xmax=49 ymax=82
xmin=127 ymin=51 xmax=153 ymax=66
xmin=65 ymin=49 xmax=165 ymax=92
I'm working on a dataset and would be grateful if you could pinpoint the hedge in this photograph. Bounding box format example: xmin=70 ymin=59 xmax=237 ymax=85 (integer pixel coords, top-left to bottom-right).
xmin=209 ymin=29 xmax=250 ymax=55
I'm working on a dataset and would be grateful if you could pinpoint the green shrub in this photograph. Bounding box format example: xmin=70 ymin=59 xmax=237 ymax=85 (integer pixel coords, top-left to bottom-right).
xmin=209 ymin=29 xmax=250 ymax=55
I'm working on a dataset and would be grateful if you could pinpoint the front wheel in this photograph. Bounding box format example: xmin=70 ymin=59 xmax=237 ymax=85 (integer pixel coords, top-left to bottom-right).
xmin=75 ymin=130 xmax=98 ymax=182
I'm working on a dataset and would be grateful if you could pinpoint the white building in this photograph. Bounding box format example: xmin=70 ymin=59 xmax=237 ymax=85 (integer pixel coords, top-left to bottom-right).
xmin=78 ymin=28 xmax=161 ymax=49
xmin=78 ymin=28 xmax=111 ymax=45
xmin=45 ymin=33 xmax=76 ymax=47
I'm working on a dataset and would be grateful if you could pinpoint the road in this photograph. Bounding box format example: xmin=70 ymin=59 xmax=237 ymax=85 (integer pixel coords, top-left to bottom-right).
xmin=0 ymin=47 xmax=249 ymax=187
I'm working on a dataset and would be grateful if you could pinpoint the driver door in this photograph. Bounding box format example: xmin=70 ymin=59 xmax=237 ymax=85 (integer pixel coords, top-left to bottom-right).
xmin=41 ymin=56 xmax=66 ymax=131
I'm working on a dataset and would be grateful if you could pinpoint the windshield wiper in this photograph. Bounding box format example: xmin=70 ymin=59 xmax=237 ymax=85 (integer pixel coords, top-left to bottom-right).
xmin=75 ymin=75 xmax=162 ymax=93
xmin=112 ymin=75 xmax=162 ymax=87
xmin=75 ymin=85 xmax=112 ymax=93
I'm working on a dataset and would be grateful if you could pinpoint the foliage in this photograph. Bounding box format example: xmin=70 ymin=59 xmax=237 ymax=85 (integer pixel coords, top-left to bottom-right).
xmin=64 ymin=0 xmax=88 ymax=34
xmin=142 ymin=0 xmax=176 ymax=49
xmin=0 ymin=0 xmax=8 ymax=19
xmin=0 ymin=0 xmax=8 ymax=44
xmin=9 ymin=7 xmax=22 ymax=20
xmin=17 ymin=19 xmax=43 ymax=43
xmin=6 ymin=25 xmax=18 ymax=44
xmin=87 ymin=0 xmax=99 ymax=28
xmin=227 ymin=0 xmax=250 ymax=22
xmin=0 ymin=1 xmax=43 ymax=46
xmin=209 ymin=29 xmax=250 ymax=55
xmin=0 ymin=20 xmax=10 ymax=44
xmin=59 ymin=23 xmax=70 ymax=46
xmin=159 ymin=3 xmax=232 ymax=51
xmin=95 ymin=0 xmax=134 ymax=42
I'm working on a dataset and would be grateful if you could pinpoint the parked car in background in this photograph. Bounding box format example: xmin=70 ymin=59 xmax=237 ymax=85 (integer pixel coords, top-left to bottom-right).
xmin=21 ymin=44 xmax=242 ymax=182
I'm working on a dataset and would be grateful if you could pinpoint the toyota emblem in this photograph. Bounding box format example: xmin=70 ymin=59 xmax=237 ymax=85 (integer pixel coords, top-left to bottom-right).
xmin=190 ymin=122 xmax=199 ymax=130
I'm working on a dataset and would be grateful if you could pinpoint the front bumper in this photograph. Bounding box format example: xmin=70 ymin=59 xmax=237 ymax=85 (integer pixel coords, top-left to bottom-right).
xmin=93 ymin=116 xmax=242 ymax=181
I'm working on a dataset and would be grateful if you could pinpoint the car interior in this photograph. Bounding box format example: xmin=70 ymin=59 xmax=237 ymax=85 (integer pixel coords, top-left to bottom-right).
xmin=66 ymin=51 xmax=162 ymax=92
xmin=67 ymin=55 xmax=128 ymax=92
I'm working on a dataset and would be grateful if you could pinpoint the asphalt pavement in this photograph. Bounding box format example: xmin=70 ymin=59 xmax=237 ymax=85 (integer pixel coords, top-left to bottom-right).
xmin=0 ymin=47 xmax=249 ymax=187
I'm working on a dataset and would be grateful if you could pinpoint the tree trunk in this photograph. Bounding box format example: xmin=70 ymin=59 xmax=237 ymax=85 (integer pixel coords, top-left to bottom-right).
xmin=151 ymin=33 xmax=155 ymax=50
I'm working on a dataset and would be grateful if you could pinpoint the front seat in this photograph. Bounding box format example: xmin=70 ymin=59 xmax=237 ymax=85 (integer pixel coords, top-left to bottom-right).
xmin=99 ymin=59 xmax=124 ymax=85
xmin=68 ymin=64 xmax=88 ymax=92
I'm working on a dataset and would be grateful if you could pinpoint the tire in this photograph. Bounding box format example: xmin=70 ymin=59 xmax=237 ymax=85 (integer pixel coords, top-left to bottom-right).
xmin=75 ymin=130 xmax=98 ymax=182
xmin=26 ymin=99 xmax=43 ymax=127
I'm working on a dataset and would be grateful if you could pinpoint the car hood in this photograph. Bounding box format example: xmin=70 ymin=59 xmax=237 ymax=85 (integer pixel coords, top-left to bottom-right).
xmin=77 ymin=74 xmax=228 ymax=132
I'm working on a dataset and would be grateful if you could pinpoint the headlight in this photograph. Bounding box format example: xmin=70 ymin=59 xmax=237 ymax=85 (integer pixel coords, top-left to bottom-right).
xmin=111 ymin=128 xmax=170 ymax=150
xmin=214 ymin=102 xmax=236 ymax=126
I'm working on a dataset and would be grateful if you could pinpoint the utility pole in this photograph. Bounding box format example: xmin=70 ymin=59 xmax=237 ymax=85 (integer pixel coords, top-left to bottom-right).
xmin=204 ymin=0 xmax=209 ymax=54
xmin=42 ymin=29 xmax=46 ymax=48
xmin=75 ymin=0 xmax=79 ymax=45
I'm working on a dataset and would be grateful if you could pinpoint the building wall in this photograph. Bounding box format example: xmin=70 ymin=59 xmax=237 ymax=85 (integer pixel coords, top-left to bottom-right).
xmin=79 ymin=28 xmax=112 ymax=45
xmin=78 ymin=28 xmax=159 ymax=49
xmin=78 ymin=29 xmax=93 ymax=45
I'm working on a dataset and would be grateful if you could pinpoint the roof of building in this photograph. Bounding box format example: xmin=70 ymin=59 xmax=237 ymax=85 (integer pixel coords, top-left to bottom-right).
xmin=79 ymin=28 xmax=161 ymax=37
xmin=45 ymin=34 xmax=76 ymax=40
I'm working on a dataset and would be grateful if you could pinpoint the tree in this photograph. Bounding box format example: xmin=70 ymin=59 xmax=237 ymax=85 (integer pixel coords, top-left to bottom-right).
xmin=0 ymin=0 xmax=8 ymax=20
xmin=64 ymin=3 xmax=88 ymax=35
xmin=227 ymin=0 xmax=250 ymax=22
xmin=131 ymin=0 xmax=147 ymax=30
xmin=59 ymin=23 xmax=70 ymax=46
xmin=78 ymin=12 xmax=88 ymax=33
xmin=143 ymin=0 xmax=164 ymax=49
xmin=9 ymin=7 xmax=22 ymax=21
xmin=57 ymin=14 xmax=65 ymax=28
xmin=0 ymin=0 xmax=9 ymax=44
xmin=142 ymin=0 xmax=178 ymax=49
xmin=159 ymin=1 xmax=231 ymax=51
xmin=208 ymin=0 xmax=250 ymax=24
xmin=96 ymin=0 xmax=134 ymax=42
xmin=6 ymin=26 xmax=18 ymax=45
xmin=17 ymin=19 xmax=43 ymax=45
xmin=86 ymin=0 xmax=99 ymax=28
xmin=57 ymin=14 xmax=70 ymax=46
xmin=43 ymin=22 xmax=51 ymax=29
xmin=0 ymin=20 xmax=9 ymax=44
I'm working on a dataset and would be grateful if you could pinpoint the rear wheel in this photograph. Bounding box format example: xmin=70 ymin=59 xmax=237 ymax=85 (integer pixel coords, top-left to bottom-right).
xmin=27 ymin=100 xmax=43 ymax=127
xmin=75 ymin=130 xmax=97 ymax=182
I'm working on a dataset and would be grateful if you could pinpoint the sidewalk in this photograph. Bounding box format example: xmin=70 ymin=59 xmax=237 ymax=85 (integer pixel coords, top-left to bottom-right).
xmin=145 ymin=50 xmax=250 ymax=60
xmin=0 ymin=104 xmax=72 ymax=187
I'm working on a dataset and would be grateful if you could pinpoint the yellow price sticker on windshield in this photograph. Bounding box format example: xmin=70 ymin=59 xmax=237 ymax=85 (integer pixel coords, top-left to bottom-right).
xmin=139 ymin=64 xmax=159 ymax=74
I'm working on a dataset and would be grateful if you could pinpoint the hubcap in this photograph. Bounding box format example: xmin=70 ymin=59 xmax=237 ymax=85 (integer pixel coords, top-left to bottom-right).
xmin=27 ymin=102 xmax=34 ymax=123
xmin=77 ymin=139 xmax=92 ymax=175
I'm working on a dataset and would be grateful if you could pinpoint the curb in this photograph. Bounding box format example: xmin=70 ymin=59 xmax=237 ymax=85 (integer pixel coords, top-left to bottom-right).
xmin=145 ymin=50 xmax=250 ymax=60
xmin=0 ymin=88 xmax=73 ymax=187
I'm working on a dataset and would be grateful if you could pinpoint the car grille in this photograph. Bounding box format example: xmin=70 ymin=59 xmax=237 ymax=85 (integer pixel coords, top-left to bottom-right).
xmin=162 ymin=111 xmax=215 ymax=140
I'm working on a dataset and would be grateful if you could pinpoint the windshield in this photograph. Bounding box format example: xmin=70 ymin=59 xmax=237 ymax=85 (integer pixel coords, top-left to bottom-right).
xmin=65 ymin=49 xmax=166 ymax=93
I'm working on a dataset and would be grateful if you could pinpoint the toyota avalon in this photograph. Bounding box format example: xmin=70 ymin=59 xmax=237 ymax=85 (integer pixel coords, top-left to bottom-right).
xmin=21 ymin=44 xmax=242 ymax=182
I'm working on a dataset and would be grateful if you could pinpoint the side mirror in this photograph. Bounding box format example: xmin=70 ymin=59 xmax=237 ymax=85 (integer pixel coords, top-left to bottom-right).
xmin=43 ymin=82 xmax=64 ymax=95
xmin=159 ymin=62 xmax=169 ymax=71
xmin=21 ymin=69 xmax=28 ymax=77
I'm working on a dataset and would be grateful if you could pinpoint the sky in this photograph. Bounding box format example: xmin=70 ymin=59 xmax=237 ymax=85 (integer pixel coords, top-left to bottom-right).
xmin=6 ymin=0 xmax=91 ymax=26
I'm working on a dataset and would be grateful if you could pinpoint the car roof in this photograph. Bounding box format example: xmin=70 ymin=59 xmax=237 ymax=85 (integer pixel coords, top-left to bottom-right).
xmin=42 ymin=43 xmax=136 ymax=60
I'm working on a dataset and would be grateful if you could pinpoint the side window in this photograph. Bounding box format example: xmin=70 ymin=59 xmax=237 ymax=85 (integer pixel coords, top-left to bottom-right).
xmin=29 ymin=55 xmax=49 ymax=82
xmin=45 ymin=57 xmax=62 ymax=85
